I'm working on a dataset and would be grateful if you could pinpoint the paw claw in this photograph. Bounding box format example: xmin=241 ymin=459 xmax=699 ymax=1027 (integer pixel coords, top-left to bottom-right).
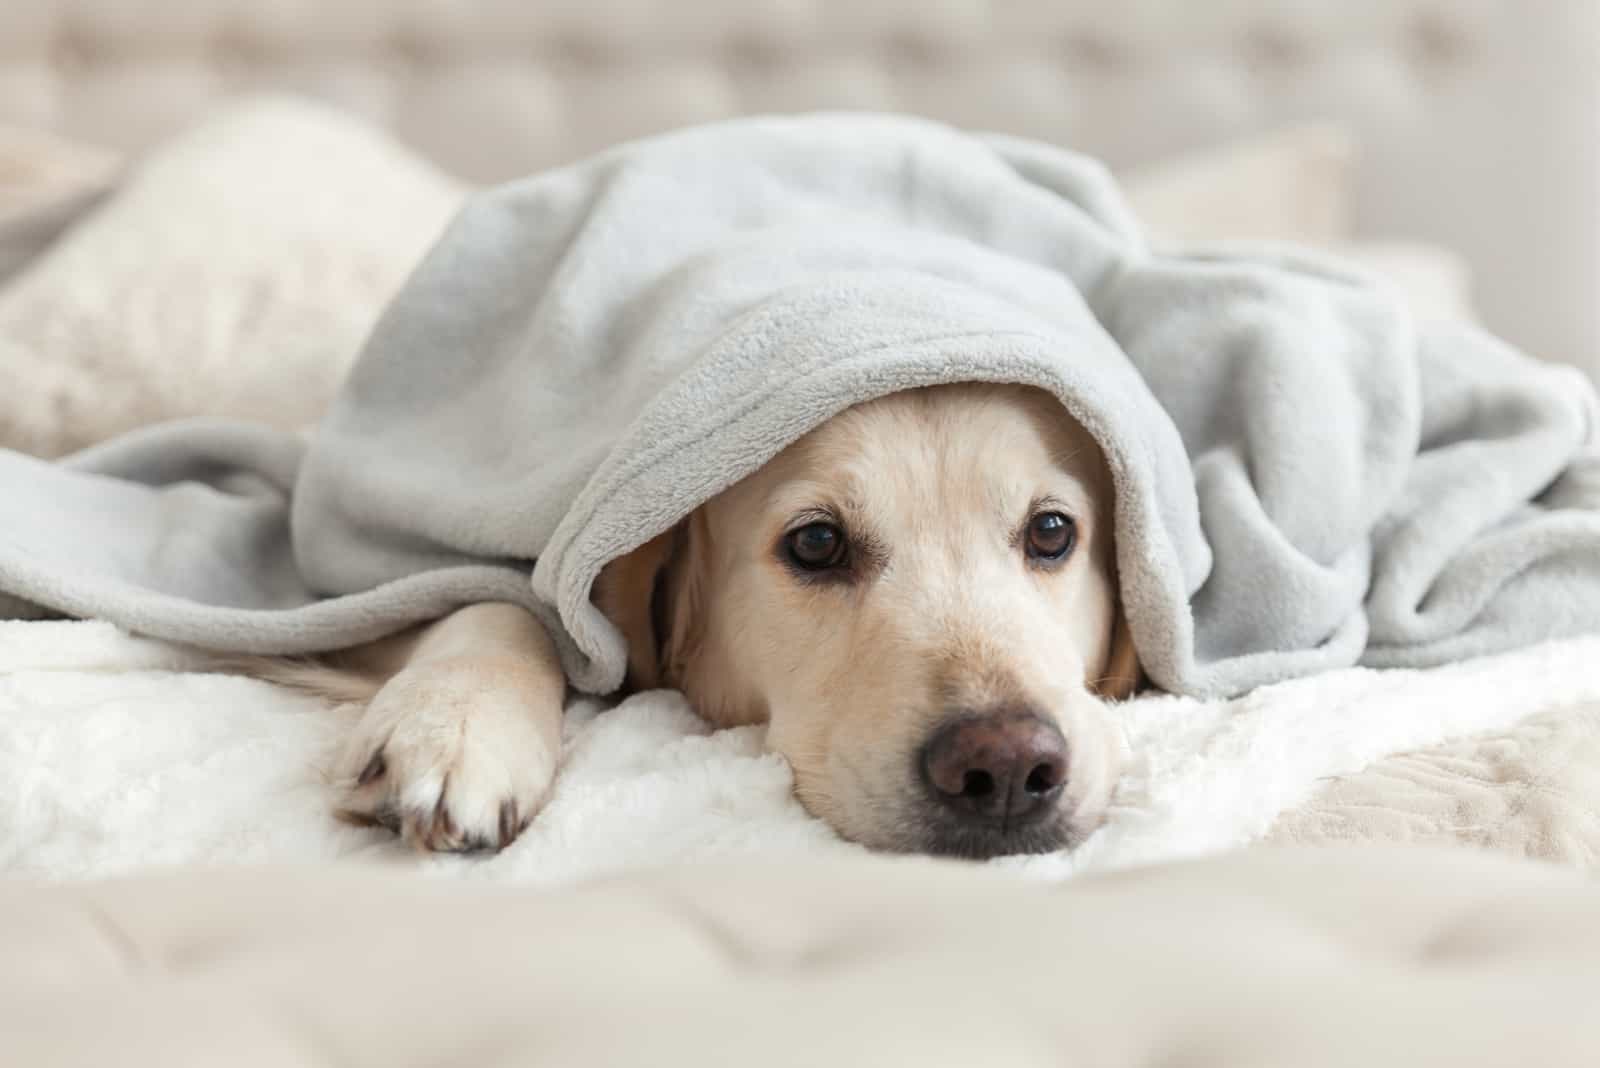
xmin=433 ymin=775 xmax=452 ymax=826
xmin=356 ymin=749 xmax=387 ymax=787
xmin=498 ymin=799 xmax=520 ymax=846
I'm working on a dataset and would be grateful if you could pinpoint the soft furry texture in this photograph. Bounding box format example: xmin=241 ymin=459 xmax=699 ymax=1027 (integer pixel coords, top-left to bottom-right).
xmin=2 ymin=106 xmax=1598 ymax=700
xmin=6 ymin=620 xmax=1599 ymax=882
xmin=0 ymin=103 xmax=462 ymax=459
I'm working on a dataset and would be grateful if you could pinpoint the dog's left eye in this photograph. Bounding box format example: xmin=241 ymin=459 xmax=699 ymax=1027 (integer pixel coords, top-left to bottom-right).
xmin=1026 ymin=512 xmax=1077 ymax=562
xmin=785 ymin=522 xmax=848 ymax=571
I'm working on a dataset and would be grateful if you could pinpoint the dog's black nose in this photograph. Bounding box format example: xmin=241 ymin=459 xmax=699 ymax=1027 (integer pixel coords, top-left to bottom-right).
xmin=920 ymin=713 xmax=1068 ymax=827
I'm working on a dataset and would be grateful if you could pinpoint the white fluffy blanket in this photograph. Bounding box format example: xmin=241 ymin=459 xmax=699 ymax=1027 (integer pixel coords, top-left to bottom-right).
xmin=5 ymin=619 xmax=1598 ymax=882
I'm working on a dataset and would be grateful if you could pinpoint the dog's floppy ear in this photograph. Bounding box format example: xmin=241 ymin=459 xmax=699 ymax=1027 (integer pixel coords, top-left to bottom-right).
xmin=1092 ymin=607 xmax=1142 ymax=700
xmin=591 ymin=512 xmax=710 ymax=692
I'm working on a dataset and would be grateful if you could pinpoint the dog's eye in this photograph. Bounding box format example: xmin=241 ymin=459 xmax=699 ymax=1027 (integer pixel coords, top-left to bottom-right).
xmin=785 ymin=522 xmax=847 ymax=571
xmin=1026 ymin=512 xmax=1077 ymax=562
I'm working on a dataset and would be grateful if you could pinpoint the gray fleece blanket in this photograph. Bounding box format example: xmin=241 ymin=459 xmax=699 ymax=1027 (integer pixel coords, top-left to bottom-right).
xmin=3 ymin=114 xmax=1598 ymax=699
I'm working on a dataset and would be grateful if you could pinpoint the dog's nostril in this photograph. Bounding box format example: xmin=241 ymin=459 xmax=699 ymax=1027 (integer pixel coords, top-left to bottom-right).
xmin=921 ymin=711 xmax=1069 ymax=826
xmin=1024 ymin=761 xmax=1061 ymax=796
xmin=961 ymin=769 xmax=995 ymax=798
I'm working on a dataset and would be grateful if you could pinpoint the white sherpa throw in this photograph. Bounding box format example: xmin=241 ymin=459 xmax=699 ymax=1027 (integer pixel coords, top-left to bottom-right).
xmin=6 ymin=620 xmax=1600 ymax=882
xmin=2 ymin=112 xmax=1598 ymax=699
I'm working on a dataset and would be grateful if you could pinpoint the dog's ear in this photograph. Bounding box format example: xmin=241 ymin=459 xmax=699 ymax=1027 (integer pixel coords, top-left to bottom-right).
xmin=1092 ymin=607 xmax=1142 ymax=701
xmin=591 ymin=512 xmax=710 ymax=692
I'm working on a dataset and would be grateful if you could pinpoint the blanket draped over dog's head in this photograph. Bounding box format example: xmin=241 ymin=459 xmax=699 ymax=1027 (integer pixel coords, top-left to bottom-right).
xmin=3 ymin=114 xmax=1598 ymax=698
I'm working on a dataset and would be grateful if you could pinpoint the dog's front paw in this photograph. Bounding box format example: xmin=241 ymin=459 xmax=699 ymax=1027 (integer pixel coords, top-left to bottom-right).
xmin=335 ymin=656 xmax=560 ymax=853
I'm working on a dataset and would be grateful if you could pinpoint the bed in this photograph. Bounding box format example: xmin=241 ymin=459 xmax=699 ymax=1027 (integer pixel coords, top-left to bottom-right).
xmin=1 ymin=4 xmax=1597 ymax=1061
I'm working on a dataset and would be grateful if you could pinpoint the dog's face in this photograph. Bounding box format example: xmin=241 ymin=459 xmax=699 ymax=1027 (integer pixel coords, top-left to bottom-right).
xmin=596 ymin=383 xmax=1136 ymax=858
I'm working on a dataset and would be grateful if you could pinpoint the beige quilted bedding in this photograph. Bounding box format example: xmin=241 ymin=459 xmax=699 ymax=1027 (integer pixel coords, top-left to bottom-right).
xmin=1271 ymin=702 xmax=1600 ymax=864
xmin=6 ymin=846 xmax=1599 ymax=1066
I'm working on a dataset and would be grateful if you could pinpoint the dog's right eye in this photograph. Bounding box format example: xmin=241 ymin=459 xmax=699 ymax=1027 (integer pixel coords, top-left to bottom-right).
xmin=785 ymin=522 xmax=847 ymax=571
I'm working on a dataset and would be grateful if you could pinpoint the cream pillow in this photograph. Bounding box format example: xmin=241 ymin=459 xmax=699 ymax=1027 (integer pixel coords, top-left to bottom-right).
xmin=1120 ymin=125 xmax=1475 ymax=324
xmin=1324 ymin=240 xmax=1475 ymax=325
xmin=0 ymin=97 xmax=465 ymax=458
xmin=1120 ymin=123 xmax=1356 ymax=246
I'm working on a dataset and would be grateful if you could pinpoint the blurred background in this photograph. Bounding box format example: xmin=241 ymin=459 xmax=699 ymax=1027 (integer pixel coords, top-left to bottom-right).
xmin=1 ymin=0 xmax=1595 ymax=378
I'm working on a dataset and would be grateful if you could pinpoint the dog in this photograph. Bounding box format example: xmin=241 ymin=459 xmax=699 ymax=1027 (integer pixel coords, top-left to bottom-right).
xmin=263 ymin=382 xmax=1139 ymax=859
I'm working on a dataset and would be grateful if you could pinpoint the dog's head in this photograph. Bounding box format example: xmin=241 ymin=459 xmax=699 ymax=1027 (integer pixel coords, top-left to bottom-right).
xmin=595 ymin=383 xmax=1137 ymax=858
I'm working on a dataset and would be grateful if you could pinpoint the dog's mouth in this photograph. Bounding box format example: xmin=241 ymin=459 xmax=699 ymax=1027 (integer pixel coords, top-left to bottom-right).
xmin=911 ymin=808 xmax=1081 ymax=860
xmin=836 ymin=795 xmax=1085 ymax=860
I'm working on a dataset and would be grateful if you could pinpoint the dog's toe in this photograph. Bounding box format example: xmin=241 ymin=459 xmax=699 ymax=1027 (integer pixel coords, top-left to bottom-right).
xmin=335 ymin=665 xmax=558 ymax=854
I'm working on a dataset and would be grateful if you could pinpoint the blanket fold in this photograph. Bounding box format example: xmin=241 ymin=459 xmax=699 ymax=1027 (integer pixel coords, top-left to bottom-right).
xmin=3 ymin=113 xmax=1598 ymax=697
